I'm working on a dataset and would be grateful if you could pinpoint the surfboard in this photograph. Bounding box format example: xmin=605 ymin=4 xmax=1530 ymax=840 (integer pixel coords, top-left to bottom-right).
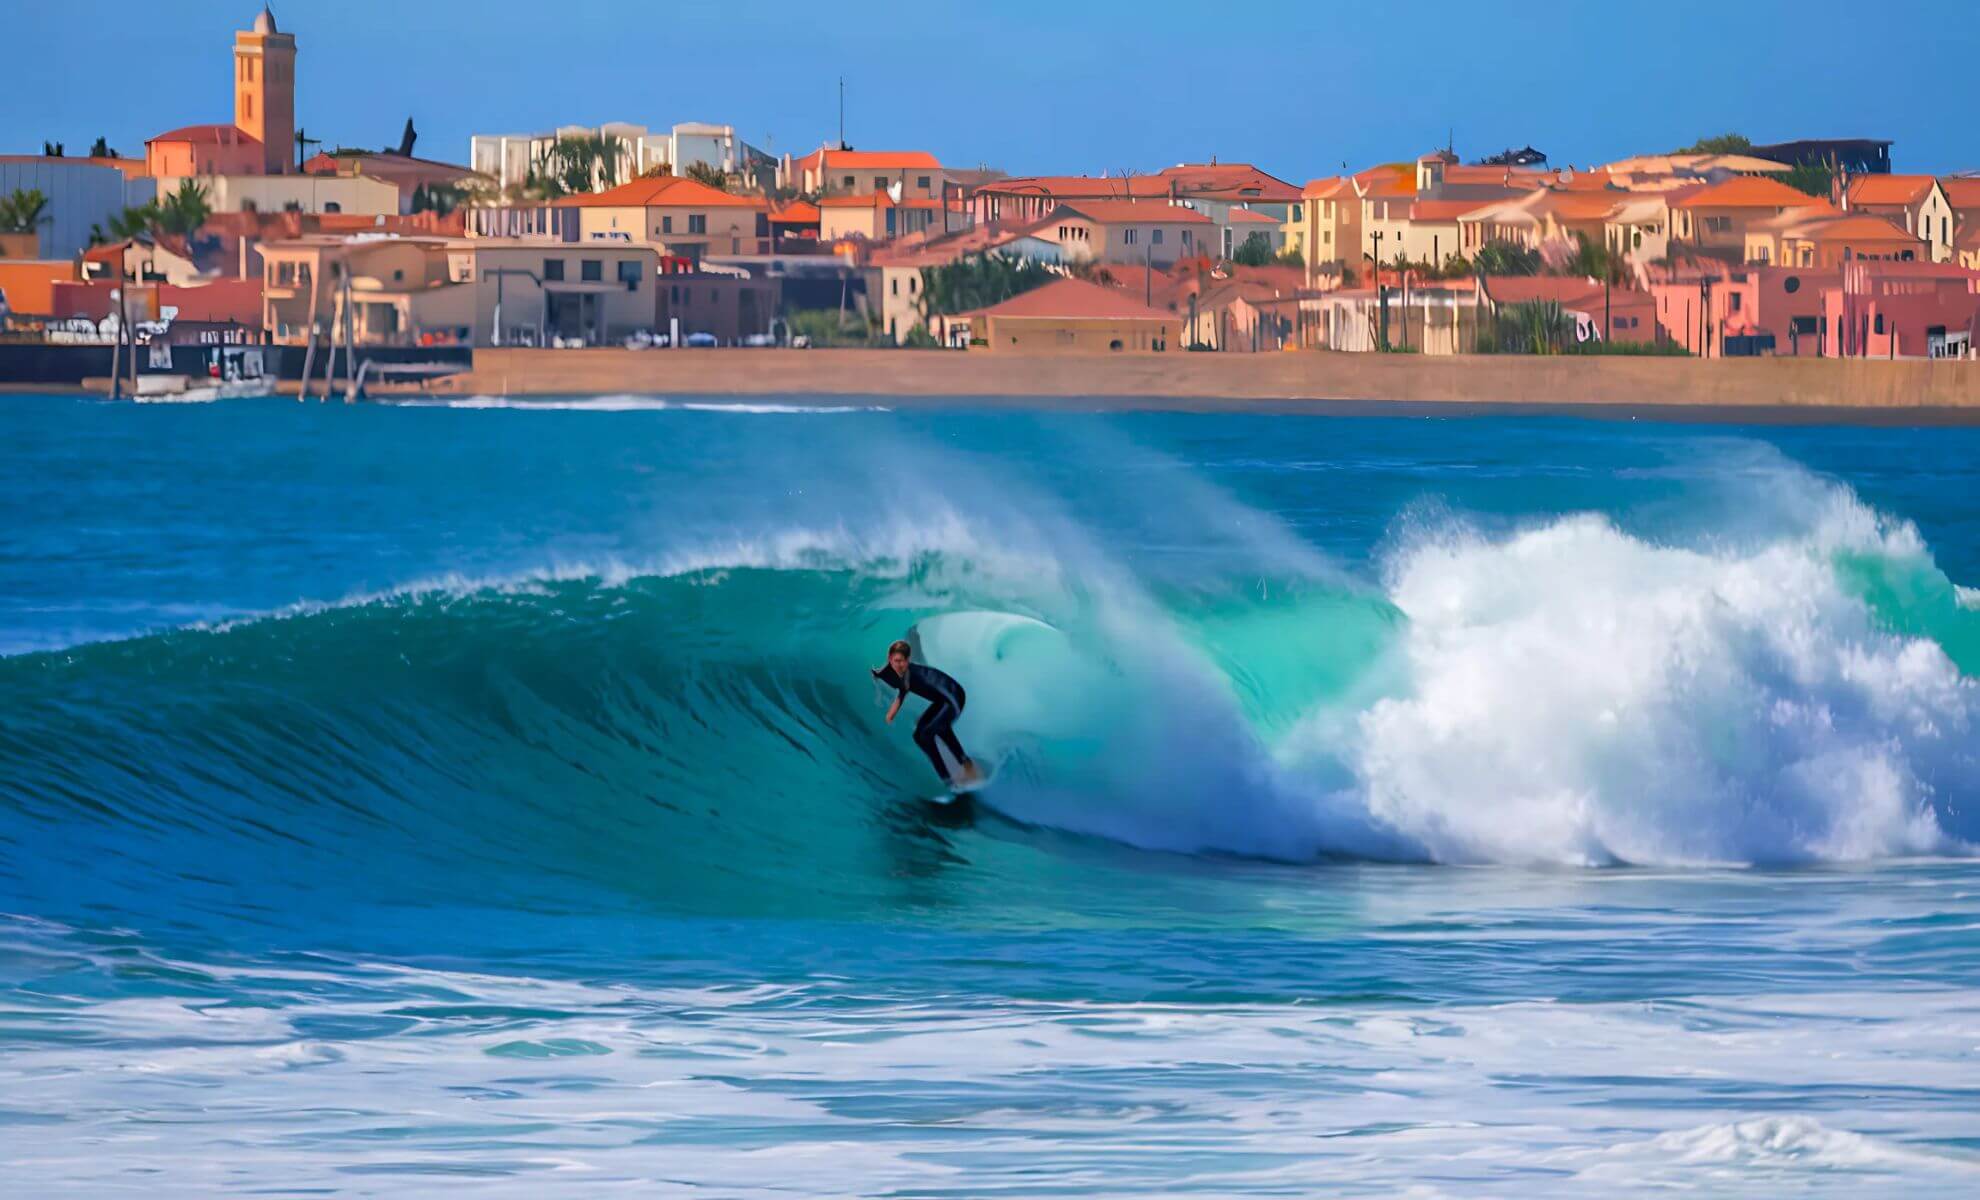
xmin=930 ymin=761 xmax=996 ymax=805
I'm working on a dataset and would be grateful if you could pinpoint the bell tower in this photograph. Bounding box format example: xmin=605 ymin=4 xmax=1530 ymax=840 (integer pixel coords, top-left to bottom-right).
xmin=234 ymin=6 xmax=296 ymax=174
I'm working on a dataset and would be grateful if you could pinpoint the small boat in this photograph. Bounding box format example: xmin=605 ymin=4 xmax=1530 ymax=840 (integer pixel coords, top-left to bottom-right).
xmin=130 ymin=347 xmax=277 ymax=404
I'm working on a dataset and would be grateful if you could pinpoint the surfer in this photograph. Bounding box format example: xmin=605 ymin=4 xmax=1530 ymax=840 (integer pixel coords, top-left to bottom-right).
xmin=873 ymin=639 xmax=982 ymax=789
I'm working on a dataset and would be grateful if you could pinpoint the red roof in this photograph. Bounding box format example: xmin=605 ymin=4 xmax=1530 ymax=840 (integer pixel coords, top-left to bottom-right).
xmin=1847 ymin=175 xmax=1937 ymax=207
xmin=1056 ymin=200 xmax=1212 ymax=225
xmin=1942 ymin=178 xmax=1980 ymax=210
xmin=979 ymin=276 xmax=1176 ymax=321
xmin=770 ymin=200 xmax=821 ymax=223
xmin=554 ymin=175 xmax=762 ymax=208
xmin=797 ymin=148 xmax=941 ymax=173
xmin=1410 ymin=199 xmax=1492 ymax=221
xmin=1227 ymin=208 xmax=1279 ymax=224
xmin=148 ymin=124 xmax=258 ymax=147
xmin=1674 ymin=176 xmax=1825 ymax=209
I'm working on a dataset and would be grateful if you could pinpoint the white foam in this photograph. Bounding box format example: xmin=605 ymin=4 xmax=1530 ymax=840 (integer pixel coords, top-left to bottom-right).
xmin=1286 ymin=481 xmax=1976 ymax=866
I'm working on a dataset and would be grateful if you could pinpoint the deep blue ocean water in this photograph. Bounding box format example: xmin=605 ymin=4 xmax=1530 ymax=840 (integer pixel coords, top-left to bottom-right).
xmin=1 ymin=393 xmax=1977 ymax=1196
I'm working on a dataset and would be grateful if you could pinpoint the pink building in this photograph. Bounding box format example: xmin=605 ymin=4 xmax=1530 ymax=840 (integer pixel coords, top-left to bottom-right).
xmin=1820 ymin=260 xmax=1980 ymax=359
xmin=1648 ymin=264 xmax=1838 ymax=357
xmin=145 ymin=124 xmax=266 ymax=178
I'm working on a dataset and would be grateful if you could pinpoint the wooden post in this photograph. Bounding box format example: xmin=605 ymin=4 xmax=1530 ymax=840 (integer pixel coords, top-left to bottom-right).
xmin=297 ymin=262 xmax=321 ymax=402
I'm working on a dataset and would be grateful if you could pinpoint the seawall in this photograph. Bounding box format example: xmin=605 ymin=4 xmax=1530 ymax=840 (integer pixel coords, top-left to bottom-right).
xmin=432 ymin=349 xmax=1980 ymax=419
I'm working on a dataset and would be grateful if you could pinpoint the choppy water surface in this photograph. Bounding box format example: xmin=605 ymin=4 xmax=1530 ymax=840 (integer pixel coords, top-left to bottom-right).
xmin=2 ymin=395 xmax=1977 ymax=1196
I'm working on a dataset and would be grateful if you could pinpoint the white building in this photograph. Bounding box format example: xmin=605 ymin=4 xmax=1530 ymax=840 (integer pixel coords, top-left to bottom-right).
xmin=470 ymin=122 xmax=747 ymax=192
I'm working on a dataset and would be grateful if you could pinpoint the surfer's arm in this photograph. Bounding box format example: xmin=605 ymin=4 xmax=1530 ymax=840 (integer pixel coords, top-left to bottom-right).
xmin=874 ymin=668 xmax=904 ymax=724
xmin=885 ymin=694 xmax=902 ymax=724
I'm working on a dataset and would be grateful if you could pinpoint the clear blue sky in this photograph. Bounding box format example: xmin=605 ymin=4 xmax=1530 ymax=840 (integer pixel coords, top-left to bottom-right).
xmin=12 ymin=0 xmax=1979 ymax=178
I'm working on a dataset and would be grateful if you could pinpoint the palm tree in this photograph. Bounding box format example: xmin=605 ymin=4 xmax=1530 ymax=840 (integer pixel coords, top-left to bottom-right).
xmin=684 ymin=161 xmax=728 ymax=191
xmin=153 ymin=179 xmax=212 ymax=236
xmin=0 ymin=188 xmax=50 ymax=234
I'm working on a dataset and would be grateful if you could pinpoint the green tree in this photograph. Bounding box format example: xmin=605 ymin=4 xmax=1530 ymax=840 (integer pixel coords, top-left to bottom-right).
xmin=1780 ymin=162 xmax=1833 ymax=198
xmin=1230 ymin=232 xmax=1276 ymax=267
xmin=0 ymin=188 xmax=50 ymax=234
xmin=684 ymin=161 xmax=728 ymax=191
xmin=537 ymin=133 xmax=626 ymax=197
xmin=1472 ymin=240 xmax=1541 ymax=276
xmin=918 ymin=253 xmax=1056 ymax=317
xmin=88 ymin=136 xmax=117 ymax=158
xmin=1680 ymin=132 xmax=1753 ymax=155
xmin=153 ymin=179 xmax=212 ymax=236
xmin=42 ymin=141 xmax=63 ymax=157
xmin=1560 ymin=232 xmax=1615 ymax=281
xmin=787 ymin=307 xmax=873 ymax=347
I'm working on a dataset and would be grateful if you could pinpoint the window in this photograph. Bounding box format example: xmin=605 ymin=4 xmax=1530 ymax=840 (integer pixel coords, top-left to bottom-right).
xmin=874 ymin=177 xmax=888 ymax=192
xmin=909 ymin=276 xmax=917 ymax=294
xmin=1783 ymin=275 xmax=1800 ymax=294
xmin=891 ymin=278 xmax=899 ymax=296
xmin=1152 ymin=229 xmax=1164 ymax=245
xmin=323 ymin=202 xmax=341 ymax=214
xmin=617 ymin=260 xmax=642 ymax=286
xmin=842 ymin=175 xmax=855 ymax=189
xmin=1729 ymin=292 xmax=1742 ymax=312
xmin=917 ymin=175 xmax=931 ymax=190
xmin=688 ymin=214 xmax=706 ymax=234
xmin=662 ymin=216 xmax=674 ymax=234
xmin=392 ymin=269 xmax=404 ymax=283
xmin=1124 ymin=228 xmax=1138 ymax=245
xmin=1874 ymin=314 xmax=1886 ymax=334
xmin=1181 ymin=230 xmax=1192 ymax=245
xmin=581 ymin=259 xmax=602 ymax=282
xmin=543 ymin=259 xmax=565 ymax=281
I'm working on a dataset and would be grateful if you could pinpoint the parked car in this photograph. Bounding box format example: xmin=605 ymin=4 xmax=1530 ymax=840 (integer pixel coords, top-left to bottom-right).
xmin=684 ymin=332 xmax=718 ymax=348
xmin=741 ymin=333 xmax=777 ymax=348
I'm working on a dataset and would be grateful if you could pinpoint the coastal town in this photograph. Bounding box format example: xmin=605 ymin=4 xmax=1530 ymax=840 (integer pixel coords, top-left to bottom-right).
xmin=3 ymin=4 xmax=1979 ymax=396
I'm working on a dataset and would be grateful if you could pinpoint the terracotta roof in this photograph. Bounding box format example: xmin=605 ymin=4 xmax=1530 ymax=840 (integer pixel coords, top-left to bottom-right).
xmin=1302 ymin=176 xmax=1347 ymax=199
xmin=1355 ymin=163 xmax=1418 ymax=198
xmin=1847 ymin=175 xmax=1937 ymax=207
xmin=1942 ymin=178 xmax=1980 ymax=210
xmin=770 ymin=200 xmax=821 ymax=223
xmin=1153 ymin=163 xmax=1302 ymax=203
xmin=1410 ymin=199 xmax=1493 ymax=221
xmin=1056 ymin=200 xmax=1212 ymax=225
xmin=979 ymin=276 xmax=1176 ymax=321
xmin=1227 ymin=208 xmax=1279 ymax=224
xmin=1790 ymin=213 xmax=1923 ymax=243
xmin=799 ymin=148 xmax=942 ymax=172
xmin=553 ymin=175 xmax=761 ymax=208
xmin=147 ymin=124 xmax=257 ymax=146
xmin=1673 ymin=176 xmax=1826 ymax=209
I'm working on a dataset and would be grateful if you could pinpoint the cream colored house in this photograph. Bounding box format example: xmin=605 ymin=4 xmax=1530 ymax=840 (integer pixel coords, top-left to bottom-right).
xmin=792 ymin=148 xmax=946 ymax=199
xmin=156 ymin=172 xmax=401 ymax=216
xmin=1668 ymin=176 xmax=1827 ymax=255
xmin=818 ymin=194 xmax=946 ymax=242
xmin=1842 ymin=175 xmax=1955 ymax=262
xmin=1037 ymin=201 xmax=1211 ymax=267
xmin=554 ymin=174 xmax=768 ymax=261
xmin=263 ymin=234 xmax=660 ymax=347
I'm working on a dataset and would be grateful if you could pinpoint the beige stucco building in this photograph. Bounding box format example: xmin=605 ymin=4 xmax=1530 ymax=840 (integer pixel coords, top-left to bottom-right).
xmin=555 ymin=175 xmax=768 ymax=261
xmin=262 ymin=234 xmax=662 ymax=347
xmin=1036 ymin=201 xmax=1211 ymax=267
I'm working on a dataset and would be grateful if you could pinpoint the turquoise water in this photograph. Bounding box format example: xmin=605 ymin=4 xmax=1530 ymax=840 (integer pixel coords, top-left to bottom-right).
xmin=2 ymin=394 xmax=1977 ymax=1196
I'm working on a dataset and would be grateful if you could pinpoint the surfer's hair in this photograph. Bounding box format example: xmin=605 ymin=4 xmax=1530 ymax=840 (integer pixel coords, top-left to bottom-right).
xmin=887 ymin=640 xmax=913 ymax=660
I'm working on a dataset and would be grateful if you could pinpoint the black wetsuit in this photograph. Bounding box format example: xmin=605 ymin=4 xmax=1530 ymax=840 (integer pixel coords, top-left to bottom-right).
xmin=875 ymin=662 xmax=970 ymax=783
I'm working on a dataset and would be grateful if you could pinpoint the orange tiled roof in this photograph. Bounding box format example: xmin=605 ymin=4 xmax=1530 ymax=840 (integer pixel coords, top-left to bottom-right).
xmin=1847 ymin=175 xmax=1937 ymax=207
xmin=1355 ymin=163 xmax=1417 ymax=198
xmin=1941 ymin=178 xmax=1980 ymax=210
xmin=770 ymin=200 xmax=821 ymax=223
xmin=799 ymin=148 xmax=942 ymax=172
xmin=553 ymin=175 xmax=762 ymax=208
xmin=1227 ymin=208 xmax=1279 ymax=224
xmin=147 ymin=124 xmax=259 ymax=147
xmin=1302 ymin=176 xmax=1347 ymax=199
xmin=979 ymin=276 xmax=1175 ymax=321
xmin=1793 ymin=213 xmax=1923 ymax=243
xmin=1673 ymin=176 xmax=1826 ymax=209
xmin=1410 ymin=199 xmax=1494 ymax=221
xmin=1057 ymin=200 xmax=1213 ymax=225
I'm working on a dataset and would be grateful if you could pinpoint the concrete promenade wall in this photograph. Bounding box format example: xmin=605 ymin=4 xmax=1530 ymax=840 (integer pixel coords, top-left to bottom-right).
xmin=439 ymin=349 xmax=1980 ymax=415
